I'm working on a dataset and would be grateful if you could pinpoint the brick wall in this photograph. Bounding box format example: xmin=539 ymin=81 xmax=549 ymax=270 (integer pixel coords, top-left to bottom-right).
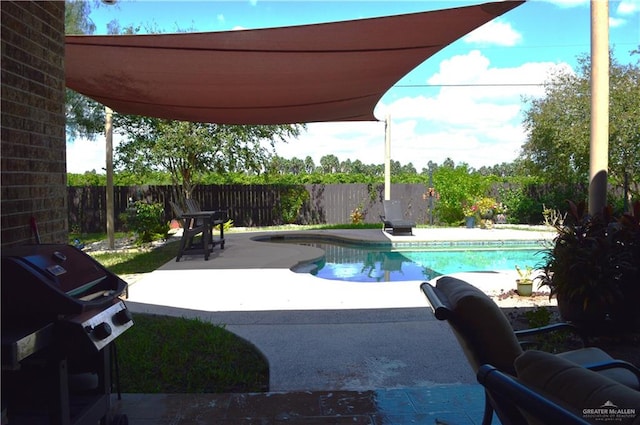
xmin=1 ymin=1 xmax=67 ymax=247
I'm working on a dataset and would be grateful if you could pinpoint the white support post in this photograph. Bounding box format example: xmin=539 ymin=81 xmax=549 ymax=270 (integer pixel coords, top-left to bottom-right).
xmin=105 ymin=106 xmax=115 ymax=250
xmin=384 ymin=115 xmax=391 ymax=201
xmin=588 ymin=0 xmax=609 ymax=215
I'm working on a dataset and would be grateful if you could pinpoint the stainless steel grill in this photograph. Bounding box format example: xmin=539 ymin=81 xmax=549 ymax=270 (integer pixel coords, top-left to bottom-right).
xmin=2 ymin=244 xmax=133 ymax=425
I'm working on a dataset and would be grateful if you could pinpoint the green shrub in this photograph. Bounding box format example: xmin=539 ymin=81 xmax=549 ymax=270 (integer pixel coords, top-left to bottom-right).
xmin=525 ymin=306 xmax=552 ymax=328
xmin=497 ymin=184 xmax=543 ymax=224
xmin=432 ymin=165 xmax=490 ymax=225
xmin=523 ymin=307 xmax=574 ymax=352
xmin=278 ymin=186 xmax=309 ymax=224
xmin=120 ymin=200 xmax=169 ymax=243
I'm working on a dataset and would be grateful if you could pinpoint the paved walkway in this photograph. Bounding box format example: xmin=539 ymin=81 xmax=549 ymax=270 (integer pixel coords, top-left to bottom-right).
xmin=116 ymin=226 xmax=557 ymax=423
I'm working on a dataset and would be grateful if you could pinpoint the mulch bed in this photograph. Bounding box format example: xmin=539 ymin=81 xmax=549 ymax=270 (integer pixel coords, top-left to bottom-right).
xmin=500 ymin=298 xmax=640 ymax=367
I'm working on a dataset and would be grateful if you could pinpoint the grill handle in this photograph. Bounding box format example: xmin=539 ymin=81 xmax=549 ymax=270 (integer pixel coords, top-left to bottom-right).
xmin=30 ymin=216 xmax=41 ymax=244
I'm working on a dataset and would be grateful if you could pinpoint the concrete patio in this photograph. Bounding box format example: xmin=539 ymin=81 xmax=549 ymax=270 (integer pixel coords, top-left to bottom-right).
xmin=116 ymin=226 xmax=557 ymax=424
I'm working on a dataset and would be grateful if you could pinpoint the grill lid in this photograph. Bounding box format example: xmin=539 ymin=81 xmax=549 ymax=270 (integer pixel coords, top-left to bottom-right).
xmin=1 ymin=244 xmax=128 ymax=316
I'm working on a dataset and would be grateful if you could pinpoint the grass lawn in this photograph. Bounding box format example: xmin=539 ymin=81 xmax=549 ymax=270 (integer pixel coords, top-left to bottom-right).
xmin=89 ymin=239 xmax=181 ymax=275
xmin=71 ymin=232 xmax=270 ymax=393
xmin=116 ymin=314 xmax=269 ymax=393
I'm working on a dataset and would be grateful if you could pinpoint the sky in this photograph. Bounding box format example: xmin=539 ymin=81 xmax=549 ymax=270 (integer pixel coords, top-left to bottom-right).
xmin=66 ymin=0 xmax=640 ymax=174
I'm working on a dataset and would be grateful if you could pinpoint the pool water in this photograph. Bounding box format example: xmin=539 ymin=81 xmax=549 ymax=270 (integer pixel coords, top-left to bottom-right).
xmin=290 ymin=242 xmax=547 ymax=282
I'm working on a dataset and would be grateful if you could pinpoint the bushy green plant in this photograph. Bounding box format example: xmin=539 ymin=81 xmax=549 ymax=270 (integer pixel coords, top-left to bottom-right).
xmin=475 ymin=197 xmax=498 ymax=216
xmin=432 ymin=164 xmax=490 ymax=225
xmin=278 ymin=186 xmax=309 ymax=224
xmin=538 ymin=200 xmax=640 ymax=329
xmin=525 ymin=306 xmax=552 ymax=328
xmin=523 ymin=307 xmax=574 ymax=352
xmin=120 ymin=200 xmax=169 ymax=243
xmin=497 ymin=182 xmax=544 ymax=224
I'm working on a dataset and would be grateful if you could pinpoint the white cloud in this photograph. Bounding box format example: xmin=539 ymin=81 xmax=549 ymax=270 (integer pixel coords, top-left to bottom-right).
xmin=609 ymin=17 xmax=627 ymax=27
xmin=427 ymin=50 xmax=571 ymax=100
xmin=544 ymin=0 xmax=638 ymax=14
xmin=541 ymin=0 xmax=589 ymax=8
xmin=463 ymin=20 xmax=522 ymax=46
xmin=274 ymin=51 xmax=574 ymax=171
xmin=377 ymin=122 xmax=525 ymax=170
xmin=275 ymin=121 xmax=386 ymax=167
xmin=617 ymin=0 xmax=640 ymax=15
xmin=428 ymin=50 xmax=491 ymax=85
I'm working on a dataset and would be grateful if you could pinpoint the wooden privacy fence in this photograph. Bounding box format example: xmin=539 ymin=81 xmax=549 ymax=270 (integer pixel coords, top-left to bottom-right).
xmin=68 ymin=184 xmax=429 ymax=233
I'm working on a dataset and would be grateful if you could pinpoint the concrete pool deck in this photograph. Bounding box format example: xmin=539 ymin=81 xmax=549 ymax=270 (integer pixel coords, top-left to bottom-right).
xmin=124 ymin=225 xmax=558 ymax=392
xmin=116 ymin=226 xmax=560 ymax=423
xmin=126 ymin=225 xmax=556 ymax=311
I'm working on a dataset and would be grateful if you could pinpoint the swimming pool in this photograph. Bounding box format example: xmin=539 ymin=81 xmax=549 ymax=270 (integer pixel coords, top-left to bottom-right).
xmin=278 ymin=239 xmax=547 ymax=282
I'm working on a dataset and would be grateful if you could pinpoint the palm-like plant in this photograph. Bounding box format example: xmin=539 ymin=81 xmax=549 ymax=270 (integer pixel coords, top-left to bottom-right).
xmin=538 ymin=200 xmax=640 ymax=331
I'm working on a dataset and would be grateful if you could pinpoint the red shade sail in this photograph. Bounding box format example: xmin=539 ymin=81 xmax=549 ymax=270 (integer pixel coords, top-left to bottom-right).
xmin=65 ymin=1 xmax=523 ymax=125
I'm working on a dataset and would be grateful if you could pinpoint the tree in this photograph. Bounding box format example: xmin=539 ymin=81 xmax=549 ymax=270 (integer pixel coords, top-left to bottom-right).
xmin=319 ymin=155 xmax=340 ymax=174
xmin=65 ymin=0 xmax=96 ymax=35
xmin=609 ymin=49 xmax=640 ymax=207
xmin=114 ymin=116 xmax=303 ymax=201
xmin=289 ymin=157 xmax=305 ymax=175
xmin=65 ymin=0 xmax=106 ymax=141
xmin=304 ymin=156 xmax=316 ymax=174
xmin=340 ymin=159 xmax=352 ymax=174
xmin=521 ymin=49 xmax=640 ymax=202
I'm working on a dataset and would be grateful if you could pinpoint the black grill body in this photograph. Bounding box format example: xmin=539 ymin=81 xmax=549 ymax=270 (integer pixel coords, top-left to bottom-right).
xmin=1 ymin=244 xmax=133 ymax=425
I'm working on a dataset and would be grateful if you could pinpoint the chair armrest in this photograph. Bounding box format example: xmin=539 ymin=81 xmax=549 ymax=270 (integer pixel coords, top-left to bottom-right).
xmin=212 ymin=209 xmax=228 ymax=222
xmin=185 ymin=210 xmax=228 ymax=223
xmin=477 ymin=364 xmax=591 ymax=425
xmin=420 ymin=282 xmax=451 ymax=320
xmin=583 ymin=359 xmax=640 ymax=388
xmin=178 ymin=213 xmax=209 ymax=230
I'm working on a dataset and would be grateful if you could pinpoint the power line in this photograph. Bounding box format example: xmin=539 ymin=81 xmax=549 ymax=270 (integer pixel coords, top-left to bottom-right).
xmin=394 ymin=83 xmax=545 ymax=88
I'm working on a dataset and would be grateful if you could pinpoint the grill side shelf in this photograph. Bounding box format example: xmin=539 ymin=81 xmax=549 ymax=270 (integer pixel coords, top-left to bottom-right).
xmin=1 ymin=322 xmax=55 ymax=369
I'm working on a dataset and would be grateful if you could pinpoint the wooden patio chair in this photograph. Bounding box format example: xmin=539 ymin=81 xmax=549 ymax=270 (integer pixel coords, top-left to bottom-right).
xmin=169 ymin=200 xmax=212 ymax=261
xmin=184 ymin=198 xmax=227 ymax=249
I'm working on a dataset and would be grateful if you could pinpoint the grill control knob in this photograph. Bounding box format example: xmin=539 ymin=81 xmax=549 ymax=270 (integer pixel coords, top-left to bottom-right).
xmin=92 ymin=322 xmax=112 ymax=340
xmin=113 ymin=309 xmax=133 ymax=326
